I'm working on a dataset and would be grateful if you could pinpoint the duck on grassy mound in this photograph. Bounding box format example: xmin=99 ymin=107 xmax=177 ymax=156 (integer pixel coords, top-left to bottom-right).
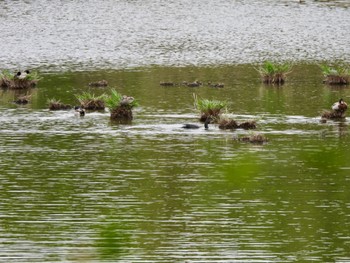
xmin=14 ymin=70 xmax=30 ymax=80
xmin=1 ymin=69 xmax=38 ymax=89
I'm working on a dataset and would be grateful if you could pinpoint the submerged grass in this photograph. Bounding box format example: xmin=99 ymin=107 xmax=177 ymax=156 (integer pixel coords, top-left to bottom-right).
xmin=236 ymin=133 xmax=268 ymax=144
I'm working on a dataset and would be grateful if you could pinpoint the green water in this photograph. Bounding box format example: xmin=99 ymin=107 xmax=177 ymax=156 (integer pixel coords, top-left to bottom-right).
xmin=1 ymin=64 xmax=350 ymax=262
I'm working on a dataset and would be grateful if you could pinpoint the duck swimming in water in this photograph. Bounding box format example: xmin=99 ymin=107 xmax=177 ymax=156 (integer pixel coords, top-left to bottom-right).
xmin=74 ymin=106 xmax=85 ymax=116
xmin=182 ymin=117 xmax=210 ymax=130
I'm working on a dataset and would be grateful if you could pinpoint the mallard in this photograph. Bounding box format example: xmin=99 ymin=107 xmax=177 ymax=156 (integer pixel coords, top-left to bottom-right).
xmin=332 ymin=98 xmax=348 ymax=112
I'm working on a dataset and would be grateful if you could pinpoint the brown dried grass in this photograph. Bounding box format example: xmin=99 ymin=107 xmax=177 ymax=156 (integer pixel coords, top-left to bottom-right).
xmin=110 ymin=105 xmax=133 ymax=121
xmin=323 ymin=75 xmax=350 ymax=85
xmin=1 ymin=78 xmax=38 ymax=89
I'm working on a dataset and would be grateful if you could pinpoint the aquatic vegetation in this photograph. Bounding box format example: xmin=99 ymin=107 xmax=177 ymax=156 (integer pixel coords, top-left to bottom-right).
xmin=94 ymin=222 xmax=130 ymax=260
xmin=160 ymin=81 xmax=176 ymax=86
xmin=105 ymin=89 xmax=138 ymax=121
xmin=238 ymin=121 xmax=257 ymax=130
xmin=194 ymin=93 xmax=227 ymax=122
xmin=14 ymin=95 xmax=31 ymax=104
xmin=218 ymin=116 xmax=256 ymax=130
xmin=218 ymin=117 xmax=238 ymax=130
xmin=47 ymin=98 xmax=72 ymax=110
xmin=257 ymin=61 xmax=292 ymax=84
xmin=88 ymin=79 xmax=108 ymax=87
xmin=208 ymin=82 xmax=225 ymax=88
xmin=321 ymin=98 xmax=348 ymax=120
xmin=321 ymin=64 xmax=350 ymax=85
xmin=75 ymin=92 xmax=107 ymax=110
xmin=237 ymin=133 xmax=268 ymax=144
xmin=0 ymin=70 xmax=41 ymax=89
xmin=159 ymin=80 xmax=224 ymax=88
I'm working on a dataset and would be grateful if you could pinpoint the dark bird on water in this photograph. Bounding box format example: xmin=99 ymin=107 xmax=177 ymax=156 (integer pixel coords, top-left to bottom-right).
xmin=182 ymin=118 xmax=210 ymax=130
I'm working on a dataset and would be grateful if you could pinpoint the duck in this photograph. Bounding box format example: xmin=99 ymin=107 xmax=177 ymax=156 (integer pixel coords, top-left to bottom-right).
xmin=332 ymin=98 xmax=348 ymax=112
xmin=14 ymin=72 xmax=22 ymax=79
xmin=14 ymin=70 xmax=30 ymax=80
xmin=182 ymin=118 xmax=210 ymax=130
xmin=186 ymin=80 xmax=202 ymax=87
xmin=120 ymin=95 xmax=134 ymax=106
xmin=74 ymin=106 xmax=85 ymax=116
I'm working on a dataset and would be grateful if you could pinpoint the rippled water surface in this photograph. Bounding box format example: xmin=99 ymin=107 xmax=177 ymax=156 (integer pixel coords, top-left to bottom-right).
xmin=1 ymin=65 xmax=350 ymax=262
xmin=1 ymin=0 xmax=350 ymax=262
xmin=0 ymin=0 xmax=350 ymax=71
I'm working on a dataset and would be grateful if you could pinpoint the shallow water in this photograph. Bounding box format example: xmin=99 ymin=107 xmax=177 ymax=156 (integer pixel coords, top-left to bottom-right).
xmin=1 ymin=64 xmax=350 ymax=262
xmin=1 ymin=0 xmax=350 ymax=261
xmin=0 ymin=0 xmax=350 ymax=71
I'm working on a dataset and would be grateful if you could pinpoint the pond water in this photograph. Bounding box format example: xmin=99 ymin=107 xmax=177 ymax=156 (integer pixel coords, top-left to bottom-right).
xmin=0 ymin=0 xmax=350 ymax=72
xmin=1 ymin=0 xmax=350 ymax=262
xmin=1 ymin=65 xmax=350 ymax=262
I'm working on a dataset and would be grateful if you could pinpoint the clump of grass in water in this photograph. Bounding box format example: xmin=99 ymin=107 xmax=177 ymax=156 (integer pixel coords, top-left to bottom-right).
xmin=105 ymin=89 xmax=138 ymax=122
xmin=321 ymin=64 xmax=350 ymax=85
xmin=47 ymin=98 xmax=72 ymax=110
xmin=237 ymin=132 xmax=268 ymax=144
xmin=193 ymin=93 xmax=227 ymax=122
xmin=218 ymin=116 xmax=238 ymax=130
xmin=0 ymin=70 xmax=15 ymax=81
xmin=256 ymin=61 xmax=292 ymax=84
xmin=0 ymin=70 xmax=41 ymax=89
xmin=75 ymin=92 xmax=107 ymax=110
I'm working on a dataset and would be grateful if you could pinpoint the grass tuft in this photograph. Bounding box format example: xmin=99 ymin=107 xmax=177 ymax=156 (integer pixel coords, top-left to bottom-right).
xmin=75 ymin=92 xmax=107 ymax=110
xmin=0 ymin=70 xmax=41 ymax=89
xmin=105 ymin=89 xmax=138 ymax=121
xmin=320 ymin=64 xmax=350 ymax=85
xmin=256 ymin=61 xmax=292 ymax=84
xmin=193 ymin=93 xmax=227 ymax=122
xmin=47 ymin=98 xmax=72 ymax=110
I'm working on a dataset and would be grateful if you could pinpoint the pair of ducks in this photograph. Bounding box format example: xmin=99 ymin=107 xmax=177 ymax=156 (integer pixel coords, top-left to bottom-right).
xmin=14 ymin=70 xmax=30 ymax=80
